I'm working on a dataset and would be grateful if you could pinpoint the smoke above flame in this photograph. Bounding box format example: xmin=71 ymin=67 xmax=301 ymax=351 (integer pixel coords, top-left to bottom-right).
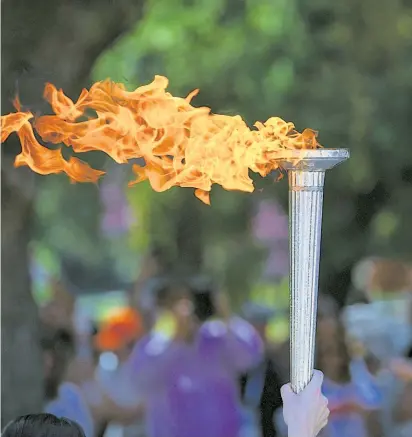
xmin=1 ymin=75 xmax=319 ymax=204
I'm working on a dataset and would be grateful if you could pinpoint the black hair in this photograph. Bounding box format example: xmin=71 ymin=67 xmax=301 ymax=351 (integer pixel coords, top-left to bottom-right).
xmin=155 ymin=278 xmax=191 ymax=307
xmin=155 ymin=276 xmax=217 ymax=321
xmin=2 ymin=413 xmax=86 ymax=437
xmin=40 ymin=327 xmax=75 ymax=353
xmin=40 ymin=327 xmax=75 ymax=400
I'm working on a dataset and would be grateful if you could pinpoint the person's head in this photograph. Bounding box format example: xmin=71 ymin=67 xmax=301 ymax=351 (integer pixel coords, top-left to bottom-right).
xmin=156 ymin=279 xmax=193 ymax=310
xmin=155 ymin=279 xmax=200 ymax=339
xmin=41 ymin=326 xmax=75 ymax=400
xmin=130 ymin=247 xmax=172 ymax=322
xmin=316 ymin=315 xmax=351 ymax=383
xmin=2 ymin=413 xmax=85 ymax=437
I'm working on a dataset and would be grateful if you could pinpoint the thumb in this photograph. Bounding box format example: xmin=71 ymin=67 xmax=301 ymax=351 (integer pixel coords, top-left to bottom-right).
xmin=280 ymin=382 xmax=294 ymax=401
xmin=306 ymin=370 xmax=324 ymax=396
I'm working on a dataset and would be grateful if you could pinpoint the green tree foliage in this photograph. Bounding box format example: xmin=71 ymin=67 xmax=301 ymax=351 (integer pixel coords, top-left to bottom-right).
xmin=36 ymin=0 xmax=412 ymax=303
xmin=290 ymin=0 xmax=412 ymax=300
xmin=92 ymin=0 xmax=299 ymax=299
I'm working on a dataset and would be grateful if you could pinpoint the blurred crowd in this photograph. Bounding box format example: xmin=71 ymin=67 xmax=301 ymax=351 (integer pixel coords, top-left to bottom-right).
xmin=14 ymin=250 xmax=412 ymax=437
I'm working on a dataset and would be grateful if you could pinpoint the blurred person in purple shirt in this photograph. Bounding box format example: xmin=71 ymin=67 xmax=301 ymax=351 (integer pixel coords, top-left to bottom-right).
xmin=128 ymin=280 xmax=264 ymax=437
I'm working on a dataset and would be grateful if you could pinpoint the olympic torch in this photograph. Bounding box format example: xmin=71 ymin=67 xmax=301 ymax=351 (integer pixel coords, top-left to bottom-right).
xmin=279 ymin=149 xmax=350 ymax=393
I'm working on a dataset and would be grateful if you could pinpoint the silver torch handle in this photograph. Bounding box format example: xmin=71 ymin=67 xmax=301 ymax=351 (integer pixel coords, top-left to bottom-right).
xmin=288 ymin=170 xmax=325 ymax=393
xmin=281 ymin=149 xmax=349 ymax=393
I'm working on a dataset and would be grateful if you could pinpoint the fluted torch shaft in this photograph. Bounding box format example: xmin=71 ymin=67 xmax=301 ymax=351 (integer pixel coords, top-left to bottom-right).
xmin=288 ymin=171 xmax=324 ymax=393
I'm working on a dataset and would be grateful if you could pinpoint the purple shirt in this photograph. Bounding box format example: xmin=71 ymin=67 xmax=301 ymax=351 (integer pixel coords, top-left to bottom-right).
xmin=129 ymin=317 xmax=263 ymax=437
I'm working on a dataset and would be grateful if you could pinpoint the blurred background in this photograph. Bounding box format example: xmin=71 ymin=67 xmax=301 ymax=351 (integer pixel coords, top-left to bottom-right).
xmin=2 ymin=0 xmax=412 ymax=436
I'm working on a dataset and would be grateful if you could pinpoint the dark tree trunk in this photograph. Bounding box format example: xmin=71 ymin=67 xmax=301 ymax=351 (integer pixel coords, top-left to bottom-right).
xmin=1 ymin=0 xmax=144 ymax=426
xmin=1 ymin=156 xmax=39 ymax=427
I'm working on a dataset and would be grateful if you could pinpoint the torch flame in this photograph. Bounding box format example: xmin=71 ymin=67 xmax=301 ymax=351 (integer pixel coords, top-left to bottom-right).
xmin=1 ymin=75 xmax=319 ymax=203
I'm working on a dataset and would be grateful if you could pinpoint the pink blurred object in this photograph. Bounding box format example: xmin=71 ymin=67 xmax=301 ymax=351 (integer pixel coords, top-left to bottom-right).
xmin=252 ymin=200 xmax=288 ymax=242
xmin=100 ymin=182 xmax=134 ymax=236
xmin=252 ymin=200 xmax=289 ymax=278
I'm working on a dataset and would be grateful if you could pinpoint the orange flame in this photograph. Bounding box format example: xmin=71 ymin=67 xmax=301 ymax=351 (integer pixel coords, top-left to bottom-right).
xmin=1 ymin=76 xmax=319 ymax=203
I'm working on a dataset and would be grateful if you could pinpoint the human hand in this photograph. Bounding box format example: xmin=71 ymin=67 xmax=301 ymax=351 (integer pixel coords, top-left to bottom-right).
xmin=93 ymin=392 xmax=145 ymax=424
xmin=390 ymin=357 xmax=412 ymax=382
xmin=281 ymin=370 xmax=329 ymax=437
